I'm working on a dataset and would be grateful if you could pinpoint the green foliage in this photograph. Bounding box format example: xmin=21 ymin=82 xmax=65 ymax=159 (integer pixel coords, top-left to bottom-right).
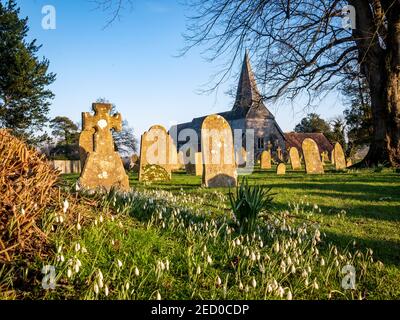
xmin=294 ymin=113 xmax=331 ymax=135
xmin=0 ymin=0 xmax=56 ymax=144
xmin=50 ymin=116 xmax=79 ymax=145
xmin=229 ymin=177 xmax=275 ymax=234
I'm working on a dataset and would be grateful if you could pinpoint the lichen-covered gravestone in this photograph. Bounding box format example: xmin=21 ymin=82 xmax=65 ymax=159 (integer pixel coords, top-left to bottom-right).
xmin=276 ymin=163 xmax=286 ymax=175
xmin=201 ymin=115 xmax=237 ymax=188
xmin=289 ymin=147 xmax=301 ymax=170
xmin=302 ymin=138 xmax=324 ymax=174
xmin=334 ymin=143 xmax=346 ymax=170
xmin=78 ymin=103 xmax=129 ymax=191
xmin=260 ymin=150 xmax=272 ymax=169
xmin=139 ymin=125 xmax=173 ymax=182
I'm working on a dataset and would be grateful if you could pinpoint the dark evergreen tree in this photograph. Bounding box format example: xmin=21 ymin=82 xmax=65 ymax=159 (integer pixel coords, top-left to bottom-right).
xmin=0 ymin=0 xmax=56 ymax=144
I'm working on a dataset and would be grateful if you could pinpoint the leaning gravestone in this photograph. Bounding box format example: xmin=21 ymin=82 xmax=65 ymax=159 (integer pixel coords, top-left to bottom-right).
xmin=289 ymin=147 xmax=301 ymax=170
xmin=78 ymin=103 xmax=129 ymax=191
xmin=302 ymin=138 xmax=324 ymax=174
xmin=260 ymin=150 xmax=272 ymax=169
xmin=334 ymin=143 xmax=346 ymax=170
xmin=201 ymin=115 xmax=237 ymax=187
xmin=276 ymin=163 xmax=286 ymax=175
xmin=139 ymin=125 xmax=173 ymax=182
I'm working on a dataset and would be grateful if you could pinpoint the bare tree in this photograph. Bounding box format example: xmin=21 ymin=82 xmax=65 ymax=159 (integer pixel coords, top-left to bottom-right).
xmin=93 ymin=0 xmax=400 ymax=167
xmin=180 ymin=0 xmax=400 ymax=167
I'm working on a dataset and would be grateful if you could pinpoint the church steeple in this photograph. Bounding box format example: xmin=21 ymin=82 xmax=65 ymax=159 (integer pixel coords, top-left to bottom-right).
xmin=232 ymin=50 xmax=264 ymax=113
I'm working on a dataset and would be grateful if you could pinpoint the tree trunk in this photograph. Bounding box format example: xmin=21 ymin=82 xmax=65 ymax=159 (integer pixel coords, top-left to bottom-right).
xmin=352 ymin=0 xmax=400 ymax=168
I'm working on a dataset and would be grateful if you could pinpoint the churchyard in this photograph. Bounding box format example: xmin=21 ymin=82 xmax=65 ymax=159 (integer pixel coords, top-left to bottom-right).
xmin=1 ymin=1 xmax=400 ymax=303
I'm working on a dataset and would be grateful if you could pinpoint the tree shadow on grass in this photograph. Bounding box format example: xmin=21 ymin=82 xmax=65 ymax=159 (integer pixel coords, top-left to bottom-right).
xmin=321 ymin=230 xmax=400 ymax=267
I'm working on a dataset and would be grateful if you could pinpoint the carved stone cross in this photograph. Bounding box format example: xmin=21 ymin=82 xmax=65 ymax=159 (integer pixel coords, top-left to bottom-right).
xmin=82 ymin=103 xmax=122 ymax=154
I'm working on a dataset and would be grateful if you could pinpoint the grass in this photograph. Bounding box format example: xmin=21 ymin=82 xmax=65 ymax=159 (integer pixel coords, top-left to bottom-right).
xmin=53 ymin=165 xmax=400 ymax=299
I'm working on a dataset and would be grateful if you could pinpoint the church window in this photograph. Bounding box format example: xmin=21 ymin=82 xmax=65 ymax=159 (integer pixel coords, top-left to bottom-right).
xmin=257 ymin=137 xmax=265 ymax=149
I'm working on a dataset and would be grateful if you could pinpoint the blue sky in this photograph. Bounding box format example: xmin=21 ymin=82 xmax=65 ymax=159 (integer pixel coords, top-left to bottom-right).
xmin=18 ymin=0 xmax=345 ymax=140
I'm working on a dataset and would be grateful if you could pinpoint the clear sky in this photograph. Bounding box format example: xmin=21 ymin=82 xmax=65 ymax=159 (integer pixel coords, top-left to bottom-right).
xmin=18 ymin=0 xmax=345 ymax=140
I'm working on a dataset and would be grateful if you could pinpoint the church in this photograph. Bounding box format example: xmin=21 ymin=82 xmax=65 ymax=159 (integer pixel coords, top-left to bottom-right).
xmin=173 ymin=52 xmax=332 ymax=160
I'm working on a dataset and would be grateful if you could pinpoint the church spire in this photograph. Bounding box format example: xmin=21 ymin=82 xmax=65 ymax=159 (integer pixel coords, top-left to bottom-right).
xmin=232 ymin=50 xmax=264 ymax=112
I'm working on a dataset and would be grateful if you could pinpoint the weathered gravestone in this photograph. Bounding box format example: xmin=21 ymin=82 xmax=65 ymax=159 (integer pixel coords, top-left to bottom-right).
xmin=334 ymin=143 xmax=346 ymax=170
xmin=235 ymin=146 xmax=247 ymax=168
xmin=139 ymin=125 xmax=173 ymax=182
xmin=260 ymin=150 xmax=272 ymax=169
xmin=276 ymin=163 xmax=286 ymax=175
xmin=277 ymin=146 xmax=283 ymax=162
xmin=321 ymin=151 xmax=330 ymax=164
xmin=302 ymin=138 xmax=324 ymax=174
xmin=185 ymin=151 xmax=203 ymax=176
xmin=289 ymin=147 xmax=301 ymax=170
xmin=347 ymin=159 xmax=353 ymax=167
xmin=201 ymin=115 xmax=237 ymax=188
xmin=78 ymin=103 xmax=129 ymax=191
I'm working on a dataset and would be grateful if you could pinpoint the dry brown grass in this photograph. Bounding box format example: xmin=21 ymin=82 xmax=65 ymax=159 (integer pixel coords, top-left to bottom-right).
xmin=0 ymin=129 xmax=61 ymax=262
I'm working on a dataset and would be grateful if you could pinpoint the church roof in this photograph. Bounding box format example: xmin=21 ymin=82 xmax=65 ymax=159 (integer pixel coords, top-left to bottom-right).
xmin=233 ymin=50 xmax=267 ymax=114
xmin=284 ymin=132 xmax=333 ymax=153
xmin=175 ymin=51 xmax=282 ymax=134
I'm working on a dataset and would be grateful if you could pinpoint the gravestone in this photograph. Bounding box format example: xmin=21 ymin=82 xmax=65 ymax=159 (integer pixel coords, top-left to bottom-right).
xmin=260 ymin=150 xmax=272 ymax=169
xmin=302 ymin=138 xmax=324 ymax=174
xmin=78 ymin=103 xmax=129 ymax=191
xmin=201 ymin=115 xmax=237 ymax=188
xmin=347 ymin=159 xmax=353 ymax=168
xmin=130 ymin=154 xmax=140 ymax=173
xmin=235 ymin=147 xmax=247 ymax=168
xmin=139 ymin=125 xmax=173 ymax=182
xmin=276 ymin=163 xmax=286 ymax=175
xmin=185 ymin=152 xmax=203 ymax=176
xmin=289 ymin=147 xmax=301 ymax=170
xmin=334 ymin=143 xmax=346 ymax=170
xmin=321 ymin=151 xmax=330 ymax=163
xmin=277 ymin=146 xmax=283 ymax=161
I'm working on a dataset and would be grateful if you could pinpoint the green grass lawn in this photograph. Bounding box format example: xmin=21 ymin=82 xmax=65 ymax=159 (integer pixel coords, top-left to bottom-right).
xmin=58 ymin=166 xmax=400 ymax=299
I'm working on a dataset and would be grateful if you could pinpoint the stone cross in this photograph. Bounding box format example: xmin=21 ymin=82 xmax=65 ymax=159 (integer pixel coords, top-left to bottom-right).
xmin=82 ymin=103 xmax=122 ymax=154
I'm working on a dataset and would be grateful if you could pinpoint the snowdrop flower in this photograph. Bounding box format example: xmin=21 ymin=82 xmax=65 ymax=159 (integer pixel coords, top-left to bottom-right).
xmin=125 ymin=282 xmax=130 ymax=290
xmin=196 ymin=266 xmax=201 ymax=275
xmin=290 ymin=265 xmax=296 ymax=274
xmin=156 ymin=291 xmax=162 ymax=300
xmin=313 ymin=279 xmax=319 ymax=290
xmin=94 ymin=283 xmax=99 ymax=295
xmin=207 ymin=255 xmax=212 ymax=265
xmin=235 ymin=238 xmax=241 ymax=246
xmin=134 ymin=267 xmax=140 ymax=277
xmin=21 ymin=208 xmax=26 ymax=215
xmin=251 ymin=278 xmax=257 ymax=289
xmin=216 ymin=276 xmax=222 ymax=286
xmin=244 ymin=248 xmax=250 ymax=257
xmin=75 ymin=243 xmax=81 ymax=252
xmin=277 ymin=286 xmax=284 ymax=298
xmin=259 ymin=240 xmax=264 ymax=248
xmin=67 ymin=269 xmax=72 ymax=278
xmin=77 ymin=223 xmax=81 ymax=231
xmin=250 ymin=252 xmax=256 ymax=262
xmin=287 ymin=290 xmax=293 ymax=300
xmin=320 ymin=258 xmax=325 ymax=266
xmin=63 ymin=199 xmax=69 ymax=214
xmin=165 ymin=259 xmax=169 ymax=271
xmin=104 ymin=285 xmax=109 ymax=297
xmin=239 ymin=281 xmax=244 ymax=291
xmin=117 ymin=259 xmax=123 ymax=268
xmin=274 ymin=242 xmax=280 ymax=253
xmin=57 ymin=245 xmax=63 ymax=254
